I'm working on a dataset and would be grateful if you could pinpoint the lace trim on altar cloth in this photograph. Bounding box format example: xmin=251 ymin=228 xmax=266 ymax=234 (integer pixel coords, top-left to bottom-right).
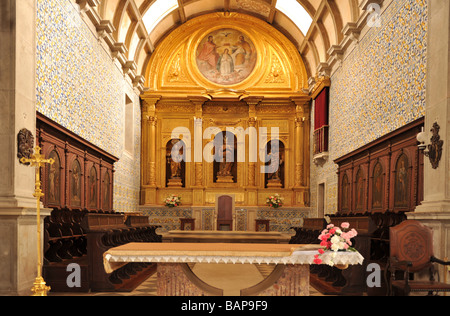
xmin=103 ymin=250 xmax=364 ymax=273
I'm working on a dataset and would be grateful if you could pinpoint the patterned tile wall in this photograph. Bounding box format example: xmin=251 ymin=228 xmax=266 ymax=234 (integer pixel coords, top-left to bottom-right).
xmin=310 ymin=0 xmax=427 ymax=215
xmin=142 ymin=208 xmax=194 ymax=232
xmin=36 ymin=0 xmax=141 ymax=212
xmin=257 ymin=209 xmax=308 ymax=233
xmin=140 ymin=207 xmax=308 ymax=232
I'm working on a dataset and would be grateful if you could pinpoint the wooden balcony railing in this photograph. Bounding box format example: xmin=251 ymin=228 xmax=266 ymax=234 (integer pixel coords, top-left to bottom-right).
xmin=313 ymin=125 xmax=329 ymax=155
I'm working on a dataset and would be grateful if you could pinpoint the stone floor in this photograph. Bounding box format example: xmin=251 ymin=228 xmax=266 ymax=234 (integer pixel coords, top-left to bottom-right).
xmin=50 ymin=263 xmax=325 ymax=296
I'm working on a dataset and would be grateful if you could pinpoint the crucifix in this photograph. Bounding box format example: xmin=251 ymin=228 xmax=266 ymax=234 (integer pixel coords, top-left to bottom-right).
xmin=20 ymin=146 xmax=54 ymax=296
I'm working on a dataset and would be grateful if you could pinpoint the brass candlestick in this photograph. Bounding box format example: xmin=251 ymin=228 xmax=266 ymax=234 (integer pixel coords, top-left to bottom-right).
xmin=20 ymin=146 xmax=54 ymax=296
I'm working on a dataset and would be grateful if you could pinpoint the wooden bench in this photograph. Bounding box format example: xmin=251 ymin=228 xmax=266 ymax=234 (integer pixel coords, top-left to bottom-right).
xmin=43 ymin=209 xmax=161 ymax=292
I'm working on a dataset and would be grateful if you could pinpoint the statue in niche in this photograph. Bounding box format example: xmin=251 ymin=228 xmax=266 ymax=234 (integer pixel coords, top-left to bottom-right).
xmin=215 ymin=132 xmax=237 ymax=183
xmin=265 ymin=140 xmax=285 ymax=188
xmin=394 ymin=155 xmax=409 ymax=208
xmin=372 ymin=163 xmax=383 ymax=209
xmin=170 ymin=159 xmax=182 ymax=178
xmin=217 ymin=135 xmax=235 ymax=177
xmin=166 ymin=139 xmax=184 ymax=187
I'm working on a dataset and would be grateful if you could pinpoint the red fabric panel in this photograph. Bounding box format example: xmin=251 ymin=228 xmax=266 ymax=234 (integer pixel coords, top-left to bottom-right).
xmin=314 ymin=87 xmax=329 ymax=131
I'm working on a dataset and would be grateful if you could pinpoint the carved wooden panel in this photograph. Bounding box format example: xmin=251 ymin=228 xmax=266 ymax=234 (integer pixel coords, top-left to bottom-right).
xmin=335 ymin=118 xmax=424 ymax=214
xmin=36 ymin=113 xmax=118 ymax=211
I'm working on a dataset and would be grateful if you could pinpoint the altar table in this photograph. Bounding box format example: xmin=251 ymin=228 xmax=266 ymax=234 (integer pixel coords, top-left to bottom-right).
xmin=103 ymin=243 xmax=364 ymax=296
xmin=162 ymin=230 xmax=291 ymax=244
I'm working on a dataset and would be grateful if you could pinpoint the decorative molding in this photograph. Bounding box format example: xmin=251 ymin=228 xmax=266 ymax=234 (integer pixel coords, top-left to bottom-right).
xmin=313 ymin=0 xmax=385 ymax=80
xmin=17 ymin=129 xmax=35 ymax=165
xmin=427 ymin=122 xmax=444 ymax=169
xmin=309 ymin=75 xmax=331 ymax=100
xmin=74 ymin=0 xmax=146 ymax=92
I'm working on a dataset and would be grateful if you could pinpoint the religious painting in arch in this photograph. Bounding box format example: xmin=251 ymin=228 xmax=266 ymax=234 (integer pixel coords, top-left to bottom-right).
xmin=47 ymin=150 xmax=61 ymax=206
xmin=196 ymin=28 xmax=257 ymax=85
xmin=264 ymin=140 xmax=285 ymax=188
xmin=213 ymin=131 xmax=238 ymax=183
xmin=341 ymin=173 xmax=350 ymax=212
xmin=103 ymin=171 xmax=111 ymax=211
xmin=166 ymin=139 xmax=185 ymax=188
xmin=88 ymin=165 xmax=98 ymax=208
xmin=372 ymin=162 xmax=384 ymax=210
xmin=355 ymin=168 xmax=365 ymax=211
xmin=70 ymin=159 xmax=82 ymax=207
xmin=394 ymin=154 xmax=409 ymax=208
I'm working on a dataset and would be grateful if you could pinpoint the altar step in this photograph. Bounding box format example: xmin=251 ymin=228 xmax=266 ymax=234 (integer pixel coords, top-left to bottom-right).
xmin=310 ymin=273 xmax=343 ymax=295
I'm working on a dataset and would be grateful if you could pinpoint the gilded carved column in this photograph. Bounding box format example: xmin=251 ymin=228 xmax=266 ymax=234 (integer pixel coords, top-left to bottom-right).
xmin=148 ymin=116 xmax=157 ymax=187
xmin=295 ymin=116 xmax=305 ymax=187
xmin=141 ymin=97 xmax=160 ymax=188
xmin=248 ymin=117 xmax=257 ymax=187
xmin=291 ymin=97 xmax=311 ymax=188
xmin=244 ymin=97 xmax=263 ymax=188
xmin=189 ymin=96 xmax=209 ymax=188
xmin=194 ymin=117 xmax=203 ymax=186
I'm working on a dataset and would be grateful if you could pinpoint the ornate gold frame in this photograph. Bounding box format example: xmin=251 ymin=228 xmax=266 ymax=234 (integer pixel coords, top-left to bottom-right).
xmin=140 ymin=12 xmax=312 ymax=212
xmin=144 ymin=12 xmax=309 ymax=99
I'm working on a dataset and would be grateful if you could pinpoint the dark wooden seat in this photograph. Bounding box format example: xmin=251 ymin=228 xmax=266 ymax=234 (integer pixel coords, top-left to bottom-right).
xmin=217 ymin=195 xmax=233 ymax=231
xmin=388 ymin=220 xmax=450 ymax=296
xmin=255 ymin=219 xmax=270 ymax=232
xmin=180 ymin=218 xmax=195 ymax=231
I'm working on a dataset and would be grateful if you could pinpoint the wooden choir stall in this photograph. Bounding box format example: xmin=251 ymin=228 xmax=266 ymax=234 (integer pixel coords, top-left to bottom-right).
xmin=36 ymin=113 xmax=162 ymax=293
xmin=290 ymin=118 xmax=424 ymax=295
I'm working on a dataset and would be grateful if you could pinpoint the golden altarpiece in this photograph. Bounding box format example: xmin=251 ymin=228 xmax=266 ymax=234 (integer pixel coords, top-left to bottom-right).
xmin=140 ymin=13 xmax=312 ymax=231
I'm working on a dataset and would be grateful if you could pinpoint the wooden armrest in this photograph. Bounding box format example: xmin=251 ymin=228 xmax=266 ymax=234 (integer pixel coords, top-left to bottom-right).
xmin=389 ymin=257 xmax=412 ymax=270
xmin=431 ymin=256 xmax=450 ymax=266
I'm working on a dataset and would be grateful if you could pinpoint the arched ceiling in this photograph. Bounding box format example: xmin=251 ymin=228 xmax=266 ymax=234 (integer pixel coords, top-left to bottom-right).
xmin=86 ymin=0 xmax=364 ymax=89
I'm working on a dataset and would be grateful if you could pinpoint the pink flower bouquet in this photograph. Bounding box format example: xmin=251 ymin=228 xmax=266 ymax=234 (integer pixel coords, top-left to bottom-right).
xmin=313 ymin=222 xmax=358 ymax=265
xmin=165 ymin=194 xmax=181 ymax=208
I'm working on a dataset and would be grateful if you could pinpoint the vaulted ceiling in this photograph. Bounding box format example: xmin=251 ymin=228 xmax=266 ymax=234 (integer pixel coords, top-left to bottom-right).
xmin=86 ymin=0 xmax=365 ymax=89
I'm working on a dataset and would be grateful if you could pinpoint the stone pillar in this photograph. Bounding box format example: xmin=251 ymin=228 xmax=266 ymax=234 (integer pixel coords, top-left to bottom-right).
xmin=0 ymin=0 xmax=50 ymax=295
xmin=410 ymin=0 xmax=450 ymax=275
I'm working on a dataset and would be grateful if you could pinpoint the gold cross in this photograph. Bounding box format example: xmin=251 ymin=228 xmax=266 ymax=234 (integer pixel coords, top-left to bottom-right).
xmin=21 ymin=146 xmax=54 ymax=296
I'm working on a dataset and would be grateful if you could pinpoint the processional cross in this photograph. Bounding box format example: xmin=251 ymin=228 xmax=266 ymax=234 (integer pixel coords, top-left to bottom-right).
xmin=20 ymin=146 xmax=54 ymax=296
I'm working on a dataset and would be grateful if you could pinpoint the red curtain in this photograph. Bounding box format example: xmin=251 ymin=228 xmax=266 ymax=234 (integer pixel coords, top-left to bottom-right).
xmin=314 ymin=87 xmax=329 ymax=131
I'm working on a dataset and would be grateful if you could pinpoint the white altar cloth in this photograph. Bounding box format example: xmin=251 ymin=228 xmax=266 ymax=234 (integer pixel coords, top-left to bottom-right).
xmin=103 ymin=243 xmax=364 ymax=273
